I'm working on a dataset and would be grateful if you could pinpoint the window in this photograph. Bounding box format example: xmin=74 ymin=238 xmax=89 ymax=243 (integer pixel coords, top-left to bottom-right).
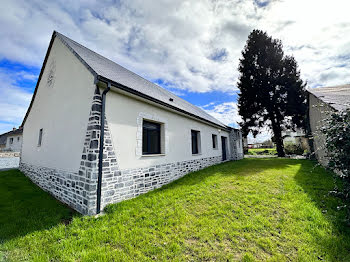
xmin=9 ymin=138 xmax=13 ymax=144
xmin=212 ymin=134 xmax=218 ymax=149
xmin=191 ymin=130 xmax=201 ymax=154
xmin=38 ymin=128 xmax=43 ymax=147
xmin=17 ymin=137 xmax=20 ymax=142
xmin=142 ymin=120 xmax=161 ymax=155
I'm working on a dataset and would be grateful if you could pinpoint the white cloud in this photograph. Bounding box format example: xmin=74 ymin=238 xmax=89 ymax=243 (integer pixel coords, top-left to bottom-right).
xmin=258 ymin=0 xmax=350 ymax=87
xmin=247 ymin=127 xmax=272 ymax=143
xmin=0 ymin=70 xmax=32 ymax=133
xmin=2 ymin=0 xmax=349 ymax=91
xmin=202 ymin=102 xmax=242 ymax=127
xmin=0 ymin=0 xmax=350 ymax=137
xmin=202 ymin=101 xmax=272 ymax=142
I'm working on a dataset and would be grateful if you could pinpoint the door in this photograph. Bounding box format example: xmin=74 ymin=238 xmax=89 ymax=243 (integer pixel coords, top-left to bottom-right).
xmin=221 ymin=136 xmax=227 ymax=161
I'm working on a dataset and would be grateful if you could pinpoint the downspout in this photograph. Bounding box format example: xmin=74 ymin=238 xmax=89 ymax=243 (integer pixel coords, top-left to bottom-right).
xmin=96 ymin=81 xmax=111 ymax=214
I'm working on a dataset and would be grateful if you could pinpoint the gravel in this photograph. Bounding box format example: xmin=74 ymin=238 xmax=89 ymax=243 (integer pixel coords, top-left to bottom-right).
xmin=0 ymin=157 xmax=20 ymax=170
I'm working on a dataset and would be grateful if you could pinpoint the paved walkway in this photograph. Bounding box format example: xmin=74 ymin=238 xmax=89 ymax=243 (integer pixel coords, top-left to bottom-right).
xmin=244 ymin=155 xmax=306 ymax=159
xmin=245 ymin=155 xmax=277 ymax=158
xmin=0 ymin=157 xmax=20 ymax=170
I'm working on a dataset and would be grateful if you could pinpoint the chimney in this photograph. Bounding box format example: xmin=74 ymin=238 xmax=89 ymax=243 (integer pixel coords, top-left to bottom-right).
xmin=13 ymin=127 xmax=16 ymax=131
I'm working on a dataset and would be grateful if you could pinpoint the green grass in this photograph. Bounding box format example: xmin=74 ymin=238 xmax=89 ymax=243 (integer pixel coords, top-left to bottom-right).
xmin=247 ymin=148 xmax=277 ymax=155
xmin=1 ymin=159 xmax=350 ymax=261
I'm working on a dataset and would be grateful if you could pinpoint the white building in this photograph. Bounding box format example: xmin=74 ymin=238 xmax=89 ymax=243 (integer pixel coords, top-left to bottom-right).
xmin=20 ymin=31 xmax=243 ymax=215
xmin=0 ymin=128 xmax=23 ymax=152
xmin=307 ymin=85 xmax=350 ymax=165
xmin=281 ymin=128 xmax=308 ymax=150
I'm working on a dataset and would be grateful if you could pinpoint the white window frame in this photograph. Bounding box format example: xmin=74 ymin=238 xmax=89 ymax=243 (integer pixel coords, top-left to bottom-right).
xmin=190 ymin=129 xmax=202 ymax=155
xmin=136 ymin=112 xmax=168 ymax=157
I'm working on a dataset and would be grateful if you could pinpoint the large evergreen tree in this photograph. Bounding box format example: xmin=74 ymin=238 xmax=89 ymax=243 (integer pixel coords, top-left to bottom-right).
xmin=237 ymin=30 xmax=306 ymax=157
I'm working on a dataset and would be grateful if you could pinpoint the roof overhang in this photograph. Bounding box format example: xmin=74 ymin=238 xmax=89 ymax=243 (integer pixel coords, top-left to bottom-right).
xmin=22 ymin=31 xmax=238 ymax=132
xmin=96 ymin=76 xmax=233 ymax=131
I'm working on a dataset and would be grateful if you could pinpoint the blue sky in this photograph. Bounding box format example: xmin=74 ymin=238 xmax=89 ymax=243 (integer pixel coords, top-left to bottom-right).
xmin=1 ymin=0 xmax=350 ymax=142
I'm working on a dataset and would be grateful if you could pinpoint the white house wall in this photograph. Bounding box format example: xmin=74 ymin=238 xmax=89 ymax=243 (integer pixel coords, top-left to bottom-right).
xmin=98 ymin=89 xmax=242 ymax=211
xmin=105 ymin=90 xmax=231 ymax=170
xmin=5 ymin=135 xmax=22 ymax=152
xmin=309 ymin=93 xmax=335 ymax=166
xmin=18 ymin=34 xmax=243 ymax=215
xmin=21 ymin=37 xmax=95 ymax=172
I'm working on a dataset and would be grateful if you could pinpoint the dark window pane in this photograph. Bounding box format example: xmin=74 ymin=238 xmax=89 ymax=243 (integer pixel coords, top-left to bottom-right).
xmin=142 ymin=120 xmax=161 ymax=154
xmin=191 ymin=130 xmax=199 ymax=154
xmin=212 ymin=134 xmax=217 ymax=148
xmin=38 ymin=128 xmax=43 ymax=146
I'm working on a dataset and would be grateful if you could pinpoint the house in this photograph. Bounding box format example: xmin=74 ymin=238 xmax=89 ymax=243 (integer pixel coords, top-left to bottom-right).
xmin=20 ymin=31 xmax=243 ymax=215
xmin=0 ymin=128 xmax=23 ymax=152
xmin=307 ymin=85 xmax=350 ymax=165
xmin=0 ymin=135 xmax=6 ymax=151
xmin=247 ymin=143 xmax=264 ymax=149
xmin=281 ymin=128 xmax=309 ymax=150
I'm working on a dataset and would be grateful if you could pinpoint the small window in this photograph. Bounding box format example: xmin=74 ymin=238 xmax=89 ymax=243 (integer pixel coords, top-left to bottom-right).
xmin=142 ymin=120 xmax=161 ymax=155
xmin=38 ymin=128 xmax=43 ymax=147
xmin=17 ymin=137 xmax=20 ymax=142
xmin=212 ymin=134 xmax=218 ymax=149
xmin=9 ymin=138 xmax=13 ymax=144
xmin=191 ymin=130 xmax=200 ymax=154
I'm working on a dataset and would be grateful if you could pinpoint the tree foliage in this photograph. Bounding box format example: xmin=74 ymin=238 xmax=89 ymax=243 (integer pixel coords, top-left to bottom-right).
xmin=237 ymin=30 xmax=307 ymax=156
xmin=322 ymin=109 xmax=350 ymax=202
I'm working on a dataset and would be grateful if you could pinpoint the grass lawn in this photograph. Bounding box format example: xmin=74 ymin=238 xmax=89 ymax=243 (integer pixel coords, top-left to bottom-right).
xmin=1 ymin=159 xmax=350 ymax=261
xmin=247 ymin=148 xmax=277 ymax=156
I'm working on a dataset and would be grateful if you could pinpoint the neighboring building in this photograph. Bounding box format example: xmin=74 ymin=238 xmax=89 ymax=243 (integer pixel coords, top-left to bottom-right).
xmin=0 ymin=128 xmax=23 ymax=152
xmin=248 ymin=143 xmax=263 ymax=149
xmin=0 ymin=135 xmax=6 ymax=151
xmin=282 ymin=128 xmax=308 ymax=150
xmin=261 ymin=139 xmax=274 ymax=148
xmin=20 ymin=31 xmax=243 ymax=215
xmin=307 ymin=85 xmax=350 ymax=165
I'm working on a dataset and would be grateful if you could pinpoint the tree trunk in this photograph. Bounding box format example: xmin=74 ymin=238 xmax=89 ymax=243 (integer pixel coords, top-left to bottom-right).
xmin=271 ymin=117 xmax=285 ymax=157
xmin=305 ymin=97 xmax=315 ymax=159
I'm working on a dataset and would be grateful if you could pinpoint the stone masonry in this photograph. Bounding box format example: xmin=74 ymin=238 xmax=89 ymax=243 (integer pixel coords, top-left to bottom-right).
xmin=20 ymin=87 xmax=107 ymax=214
xmin=20 ymin=86 xmax=243 ymax=215
xmin=99 ymin=128 xmax=243 ymax=211
xmin=229 ymin=129 xmax=244 ymax=160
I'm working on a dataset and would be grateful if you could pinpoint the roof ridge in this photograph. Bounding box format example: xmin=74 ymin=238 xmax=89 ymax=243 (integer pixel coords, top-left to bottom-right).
xmin=54 ymin=31 xmax=228 ymax=128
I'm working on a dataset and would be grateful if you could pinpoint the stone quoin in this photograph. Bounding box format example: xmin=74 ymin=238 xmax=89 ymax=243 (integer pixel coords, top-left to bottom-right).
xmin=19 ymin=31 xmax=244 ymax=215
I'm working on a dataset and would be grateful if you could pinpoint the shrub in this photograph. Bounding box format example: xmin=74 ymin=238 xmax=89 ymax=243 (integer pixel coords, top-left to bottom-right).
xmin=284 ymin=142 xmax=304 ymax=155
xmin=322 ymin=109 xmax=350 ymax=203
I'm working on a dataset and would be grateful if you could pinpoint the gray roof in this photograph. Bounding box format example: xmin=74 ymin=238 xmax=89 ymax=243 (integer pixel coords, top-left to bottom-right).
xmin=307 ymin=84 xmax=350 ymax=111
xmin=55 ymin=32 xmax=227 ymax=128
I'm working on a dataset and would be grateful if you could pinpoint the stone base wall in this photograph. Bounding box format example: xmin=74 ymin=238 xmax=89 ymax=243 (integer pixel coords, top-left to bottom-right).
xmin=19 ymin=87 xmax=105 ymax=215
xmin=20 ymin=155 xmax=229 ymax=215
xmin=19 ymin=86 xmax=243 ymax=215
xmin=19 ymin=162 xmax=88 ymax=214
xmin=100 ymin=155 xmax=223 ymax=210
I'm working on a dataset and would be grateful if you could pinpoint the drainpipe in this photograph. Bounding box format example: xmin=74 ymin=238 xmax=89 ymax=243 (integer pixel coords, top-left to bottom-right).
xmin=96 ymin=81 xmax=111 ymax=214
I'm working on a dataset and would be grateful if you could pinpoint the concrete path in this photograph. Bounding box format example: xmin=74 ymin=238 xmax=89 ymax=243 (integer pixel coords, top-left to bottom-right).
xmin=0 ymin=157 xmax=20 ymax=170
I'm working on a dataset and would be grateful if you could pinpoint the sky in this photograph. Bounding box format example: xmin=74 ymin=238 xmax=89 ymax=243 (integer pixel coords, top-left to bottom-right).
xmin=0 ymin=0 xmax=350 ymax=142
